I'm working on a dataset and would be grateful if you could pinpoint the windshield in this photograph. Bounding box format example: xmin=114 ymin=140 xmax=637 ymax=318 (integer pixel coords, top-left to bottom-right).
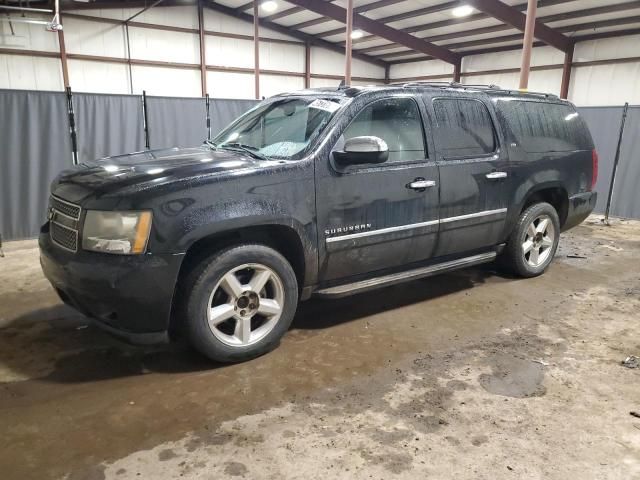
xmin=210 ymin=97 xmax=344 ymax=160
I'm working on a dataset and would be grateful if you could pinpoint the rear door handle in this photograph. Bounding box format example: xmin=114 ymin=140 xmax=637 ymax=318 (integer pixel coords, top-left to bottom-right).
xmin=407 ymin=179 xmax=436 ymax=190
xmin=486 ymin=171 xmax=508 ymax=180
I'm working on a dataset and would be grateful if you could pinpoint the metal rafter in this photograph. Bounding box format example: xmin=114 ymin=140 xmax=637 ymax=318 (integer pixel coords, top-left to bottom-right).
xmin=359 ymin=0 xmax=640 ymax=55
xmin=388 ymin=17 xmax=640 ymax=64
xmin=204 ymin=1 xmax=387 ymax=67
xmin=350 ymin=0 xmax=573 ymax=46
xmin=284 ymin=0 xmax=460 ymax=64
xmin=466 ymin=0 xmax=571 ymax=51
xmin=287 ymin=0 xmax=408 ymax=30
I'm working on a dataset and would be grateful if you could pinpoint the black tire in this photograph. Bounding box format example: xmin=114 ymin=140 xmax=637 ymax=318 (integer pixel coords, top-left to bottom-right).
xmin=180 ymin=244 xmax=298 ymax=363
xmin=502 ymin=202 xmax=561 ymax=278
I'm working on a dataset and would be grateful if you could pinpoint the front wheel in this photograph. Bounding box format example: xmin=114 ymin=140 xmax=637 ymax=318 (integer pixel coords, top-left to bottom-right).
xmin=502 ymin=202 xmax=560 ymax=278
xmin=180 ymin=244 xmax=299 ymax=363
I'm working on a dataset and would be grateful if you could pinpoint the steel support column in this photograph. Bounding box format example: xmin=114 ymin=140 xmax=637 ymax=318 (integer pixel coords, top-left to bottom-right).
xmin=253 ymin=1 xmax=260 ymax=99
xmin=560 ymin=43 xmax=573 ymax=99
xmin=57 ymin=17 xmax=70 ymax=88
xmin=519 ymin=0 xmax=538 ymax=90
xmin=304 ymin=42 xmax=311 ymax=88
xmin=198 ymin=0 xmax=207 ymax=96
xmin=345 ymin=0 xmax=354 ymax=85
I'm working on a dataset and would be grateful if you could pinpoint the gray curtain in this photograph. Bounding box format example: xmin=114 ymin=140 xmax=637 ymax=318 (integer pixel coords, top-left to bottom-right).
xmin=146 ymin=96 xmax=207 ymax=150
xmin=0 ymin=90 xmax=73 ymax=241
xmin=74 ymin=93 xmax=145 ymax=163
xmin=578 ymin=106 xmax=640 ymax=219
xmin=210 ymin=98 xmax=259 ymax=137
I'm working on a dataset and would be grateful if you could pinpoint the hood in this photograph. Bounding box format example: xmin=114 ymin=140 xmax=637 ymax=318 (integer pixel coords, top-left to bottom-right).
xmin=52 ymin=147 xmax=264 ymax=202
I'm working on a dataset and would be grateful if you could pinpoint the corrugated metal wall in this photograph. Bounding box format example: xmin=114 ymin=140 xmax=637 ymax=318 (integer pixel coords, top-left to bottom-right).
xmin=0 ymin=89 xmax=259 ymax=241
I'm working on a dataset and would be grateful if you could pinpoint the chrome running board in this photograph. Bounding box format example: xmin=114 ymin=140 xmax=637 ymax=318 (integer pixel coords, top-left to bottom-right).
xmin=314 ymin=251 xmax=497 ymax=299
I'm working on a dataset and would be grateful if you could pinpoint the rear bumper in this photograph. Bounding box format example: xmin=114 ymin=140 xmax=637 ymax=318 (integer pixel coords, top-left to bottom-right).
xmin=39 ymin=224 xmax=184 ymax=344
xmin=563 ymin=191 xmax=597 ymax=231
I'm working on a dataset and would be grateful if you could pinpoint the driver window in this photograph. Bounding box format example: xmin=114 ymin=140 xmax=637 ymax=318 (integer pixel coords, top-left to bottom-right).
xmin=343 ymin=97 xmax=426 ymax=163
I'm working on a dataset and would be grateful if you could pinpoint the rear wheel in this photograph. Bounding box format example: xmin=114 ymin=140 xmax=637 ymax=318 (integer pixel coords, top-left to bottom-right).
xmin=181 ymin=244 xmax=298 ymax=363
xmin=503 ymin=202 xmax=560 ymax=278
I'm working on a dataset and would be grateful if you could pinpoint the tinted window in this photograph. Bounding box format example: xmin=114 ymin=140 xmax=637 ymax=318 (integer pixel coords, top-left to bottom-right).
xmin=433 ymin=98 xmax=496 ymax=158
xmin=343 ymin=97 xmax=426 ymax=162
xmin=496 ymin=100 xmax=593 ymax=153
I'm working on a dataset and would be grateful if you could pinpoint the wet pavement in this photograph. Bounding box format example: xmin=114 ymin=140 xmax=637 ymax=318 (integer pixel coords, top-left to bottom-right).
xmin=1 ymin=216 xmax=639 ymax=479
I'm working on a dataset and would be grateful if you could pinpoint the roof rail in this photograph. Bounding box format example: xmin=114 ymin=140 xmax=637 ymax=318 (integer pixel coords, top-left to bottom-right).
xmin=393 ymin=80 xmax=504 ymax=91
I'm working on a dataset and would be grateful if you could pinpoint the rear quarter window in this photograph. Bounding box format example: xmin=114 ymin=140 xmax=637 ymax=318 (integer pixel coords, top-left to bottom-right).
xmin=496 ymin=100 xmax=593 ymax=153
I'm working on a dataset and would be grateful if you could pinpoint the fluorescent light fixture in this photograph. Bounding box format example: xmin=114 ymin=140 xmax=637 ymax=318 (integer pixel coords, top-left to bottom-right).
xmin=260 ymin=0 xmax=278 ymax=12
xmin=351 ymin=29 xmax=364 ymax=39
xmin=452 ymin=5 xmax=474 ymax=17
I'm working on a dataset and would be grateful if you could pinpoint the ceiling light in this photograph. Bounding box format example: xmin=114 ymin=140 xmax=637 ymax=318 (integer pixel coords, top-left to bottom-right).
xmin=260 ymin=1 xmax=278 ymax=12
xmin=351 ymin=29 xmax=364 ymax=39
xmin=452 ymin=5 xmax=474 ymax=17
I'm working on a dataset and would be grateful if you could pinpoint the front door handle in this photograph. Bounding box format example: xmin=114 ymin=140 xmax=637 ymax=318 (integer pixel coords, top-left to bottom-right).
xmin=407 ymin=178 xmax=436 ymax=191
xmin=486 ymin=171 xmax=508 ymax=180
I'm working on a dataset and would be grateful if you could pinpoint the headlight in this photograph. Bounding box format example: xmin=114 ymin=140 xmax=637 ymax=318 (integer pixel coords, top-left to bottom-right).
xmin=82 ymin=211 xmax=152 ymax=255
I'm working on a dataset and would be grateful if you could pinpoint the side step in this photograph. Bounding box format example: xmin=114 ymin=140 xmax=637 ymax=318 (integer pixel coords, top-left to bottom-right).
xmin=314 ymin=251 xmax=497 ymax=299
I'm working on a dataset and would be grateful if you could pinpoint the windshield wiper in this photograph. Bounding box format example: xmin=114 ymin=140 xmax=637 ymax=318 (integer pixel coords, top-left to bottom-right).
xmin=219 ymin=143 xmax=268 ymax=160
xmin=203 ymin=139 xmax=218 ymax=150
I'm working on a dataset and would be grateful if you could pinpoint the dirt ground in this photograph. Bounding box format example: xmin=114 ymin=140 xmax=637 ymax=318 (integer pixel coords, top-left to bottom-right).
xmin=0 ymin=215 xmax=639 ymax=480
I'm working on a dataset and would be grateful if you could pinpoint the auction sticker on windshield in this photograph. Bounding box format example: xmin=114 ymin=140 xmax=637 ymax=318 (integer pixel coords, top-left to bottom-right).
xmin=309 ymin=99 xmax=340 ymax=113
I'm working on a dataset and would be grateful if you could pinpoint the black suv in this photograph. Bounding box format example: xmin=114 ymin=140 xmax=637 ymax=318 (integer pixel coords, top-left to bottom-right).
xmin=40 ymin=83 xmax=598 ymax=363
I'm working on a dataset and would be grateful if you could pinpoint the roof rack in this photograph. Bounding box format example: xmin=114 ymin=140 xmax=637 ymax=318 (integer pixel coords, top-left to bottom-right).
xmin=393 ymin=80 xmax=502 ymax=90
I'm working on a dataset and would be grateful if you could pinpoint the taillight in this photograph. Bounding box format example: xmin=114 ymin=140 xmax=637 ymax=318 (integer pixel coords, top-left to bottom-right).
xmin=591 ymin=149 xmax=598 ymax=190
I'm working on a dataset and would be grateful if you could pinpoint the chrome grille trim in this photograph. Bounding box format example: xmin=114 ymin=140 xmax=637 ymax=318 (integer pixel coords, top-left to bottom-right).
xmin=49 ymin=195 xmax=81 ymax=253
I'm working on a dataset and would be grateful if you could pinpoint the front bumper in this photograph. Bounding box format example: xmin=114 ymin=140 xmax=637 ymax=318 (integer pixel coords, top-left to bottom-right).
xmin=39 ymin=223 xmax=185 ymax=344
xmin=563 ymin=191 xmax=597 ymax=231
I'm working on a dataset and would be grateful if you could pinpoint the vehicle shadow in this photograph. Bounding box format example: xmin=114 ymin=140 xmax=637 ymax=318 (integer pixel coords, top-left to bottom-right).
xmin=0 ymin=265 xmax=513 ymax=385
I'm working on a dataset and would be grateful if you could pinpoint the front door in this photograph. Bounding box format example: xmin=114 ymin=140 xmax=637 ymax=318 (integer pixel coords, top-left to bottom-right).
xmin=427 ymin=94 xmax=510 ymax=257
xmin=315 ymin=95 xmax=440 ymax=282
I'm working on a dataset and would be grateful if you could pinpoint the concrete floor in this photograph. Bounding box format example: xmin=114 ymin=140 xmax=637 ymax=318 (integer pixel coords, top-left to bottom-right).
xmin=1 ymin=216 xmax=639 ymax=480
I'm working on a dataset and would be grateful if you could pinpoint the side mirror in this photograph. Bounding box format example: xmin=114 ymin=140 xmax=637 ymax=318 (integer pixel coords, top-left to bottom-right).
xmin=333 ymin=136 xmax=389 ymax=166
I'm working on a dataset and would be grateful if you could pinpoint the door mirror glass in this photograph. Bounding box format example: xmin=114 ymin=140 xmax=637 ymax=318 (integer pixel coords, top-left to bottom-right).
xmin=333 ymin=136 xmax=389 ymax=165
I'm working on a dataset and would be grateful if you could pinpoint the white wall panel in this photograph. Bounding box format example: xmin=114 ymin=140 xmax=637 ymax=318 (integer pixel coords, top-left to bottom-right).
xmin=68 ymin=59 xmax=129 ymax=94
xmin=207 ymin=71 xmax=255 ymax=99
xmin=128 ymin=27 xmax=199 ymax=64
xmin=311 ymin=47 xmax=385 ymax=79
xmin=132 ymin=66 xmax=201 ymax=97
xmin=0 ymin=55 xmax=62 ymax=91
xmin=570 ymin=62 xmax=640 ymax=107
xmin=0 ymin=14 xmax=59 ymax=51
xmin=574 ymin=35 xmax=640 ymax=62
xmin=205 ymin=36 xmax=254 ymax=68
xmin=260 ymin=75 xmax=304 ymax=97
xmin=310 ymin=77 xmax=339 ymax=89
xmin=462 ymin=46 xmax=564 ymax=72
xmin=260 ymin=42 xmax=304 ymax=73
xmin=390 ymin=59 xmax=453 ymax=79
xmin=63 ymin=17 xmax=126 ymax=58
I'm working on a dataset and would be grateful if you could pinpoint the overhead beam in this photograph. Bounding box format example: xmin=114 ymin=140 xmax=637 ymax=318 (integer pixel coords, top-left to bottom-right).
xmin=288 ymin=0 xmax=407 ymax=30
xmin=284 ymin=0 xmax=460 ymax=64
xmin=205 ymin=1 xmax=387 ymax=67
xmin=466 ymin=0 xmax=572 ymax=51
xmin=359 ymin=1 xmax=640 ymax=55
xmin=350 ymin=0 xmax=573 ymax=45
xmin=60 ymin=0 xmax=191 ymax=9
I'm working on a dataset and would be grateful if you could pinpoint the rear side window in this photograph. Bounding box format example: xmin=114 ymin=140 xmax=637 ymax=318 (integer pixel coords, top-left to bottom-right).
xmin=496 ymin=100 xmax=593 ymax=153
xmin=433 ymin=98 xmax=496 ymax=158
xmin=343 ymin=97 xmax=426 ymax=163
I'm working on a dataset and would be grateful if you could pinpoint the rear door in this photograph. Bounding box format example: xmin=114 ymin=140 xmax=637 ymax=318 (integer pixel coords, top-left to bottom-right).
xmin=426 ymin=94 xmax=510 ymax=257
xmin=315 ymin=94 xmax=440 ymax=282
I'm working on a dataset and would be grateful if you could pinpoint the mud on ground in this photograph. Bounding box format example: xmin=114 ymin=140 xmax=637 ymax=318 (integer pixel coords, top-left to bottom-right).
xmin=0 ymin=216 xmax=639 ymax=479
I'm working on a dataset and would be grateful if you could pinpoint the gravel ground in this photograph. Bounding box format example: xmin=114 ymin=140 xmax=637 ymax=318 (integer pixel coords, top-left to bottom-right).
xmin=0 ymin=215 xmax=639 ymax=480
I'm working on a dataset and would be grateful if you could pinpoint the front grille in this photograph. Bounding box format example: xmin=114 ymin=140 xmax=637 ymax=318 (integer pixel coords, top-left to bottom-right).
xmin=51 ymin=195 xmax=81 ymax=220
xmin=49 ymin=195 xmax=81 ymax=252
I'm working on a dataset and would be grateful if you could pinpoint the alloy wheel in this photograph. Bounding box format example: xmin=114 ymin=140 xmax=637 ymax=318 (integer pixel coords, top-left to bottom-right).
xmin=207 ymin=263 xmax=284 ymax=347
xmin=522 ymin=214 xmax=555 ymax=267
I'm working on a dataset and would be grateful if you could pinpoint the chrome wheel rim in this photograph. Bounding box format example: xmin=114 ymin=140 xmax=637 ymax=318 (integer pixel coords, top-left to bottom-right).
xmin=522 ymin=214 xmax=555 ymax=268
xmin=207 ymin=263 xmax=284 ymax=347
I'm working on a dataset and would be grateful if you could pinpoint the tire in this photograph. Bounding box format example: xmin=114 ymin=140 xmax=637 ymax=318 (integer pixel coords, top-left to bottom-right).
xmin=502 ymin=202 xmax=560 ymax=278
xmin=180 ymin=244 xmax=299 ymax=363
